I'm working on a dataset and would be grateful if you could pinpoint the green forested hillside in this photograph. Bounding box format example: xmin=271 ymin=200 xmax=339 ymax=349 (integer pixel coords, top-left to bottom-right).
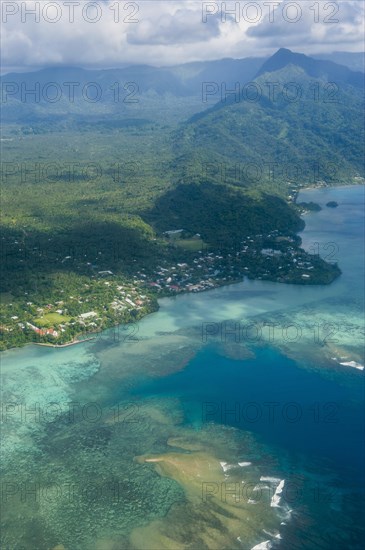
xmin=145 ymin=183 xmax=303 ymax=247
xmin=175 ymin=53 xmax=364 ymax=189
xmin=1 ymin=49 xmax=360 ymax=348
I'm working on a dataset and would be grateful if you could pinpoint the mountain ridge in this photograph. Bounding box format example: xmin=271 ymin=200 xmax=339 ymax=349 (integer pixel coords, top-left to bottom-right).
xmin=176 ymin=49 xmax=364 ymax=188
xmin=256 ymin=48 xmax=364 ymax=88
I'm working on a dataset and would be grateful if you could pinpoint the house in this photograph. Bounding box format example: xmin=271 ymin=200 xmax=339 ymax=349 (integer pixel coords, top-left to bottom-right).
xmin=261 ymin=249 xmax=282 ymax=256
xmin=44 ymin=328 xmax=58 ymax=337
xmin=187 ymin=284 xmax=201 ymax=292
xmin=79 ymin=311 xmax=97 ymax=319
xmin=26 ymin=322 xmax=58 ymax=337
xmin=163 ymin=229 xmax=184 ymax=240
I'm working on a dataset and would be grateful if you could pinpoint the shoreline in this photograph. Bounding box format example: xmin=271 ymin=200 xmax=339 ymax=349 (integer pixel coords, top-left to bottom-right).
xmin=294 ymin=181 xmax=364 ymax=203
xmin=33 ymin=336 xmax=96 ymax=348
xmin=0 ymin=280 xmax=240 ymax=353
xmin=1 ymin=183 xmax=362 ymax=354
xmin=0 ymin=269 xmax=338 ymax=353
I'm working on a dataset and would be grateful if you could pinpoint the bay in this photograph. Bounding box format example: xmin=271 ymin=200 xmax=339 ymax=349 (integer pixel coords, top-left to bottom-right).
xmin=1 ymin=185 xmax=364 ymax=549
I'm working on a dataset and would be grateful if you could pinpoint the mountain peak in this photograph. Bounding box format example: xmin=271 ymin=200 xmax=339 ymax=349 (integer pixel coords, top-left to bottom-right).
xmin=275 ymin=47 xmax=295 ymax=56
xmin=255 ymin=48 xmax=364 ymax=88
xmin=256 ymin=49 xmax=310 ymax=77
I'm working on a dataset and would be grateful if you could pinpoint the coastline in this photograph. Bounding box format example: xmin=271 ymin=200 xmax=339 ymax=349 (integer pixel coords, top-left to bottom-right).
xmin=1 ymin=183 xmax=363 ymax=353
xmin=33 ymin=336 xmax=96 ymax=348
xmin=2 ymin=190 xmax=363 ymax=550
xmin=293 ymin=181 xmax=364 ymax=204
xmin=0 ymin=275 xmax=334 ymax=353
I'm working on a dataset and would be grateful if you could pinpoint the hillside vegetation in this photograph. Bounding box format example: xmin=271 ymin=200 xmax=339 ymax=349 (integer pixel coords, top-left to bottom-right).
xmin=1 ymin=49 xmax=361 ymax=348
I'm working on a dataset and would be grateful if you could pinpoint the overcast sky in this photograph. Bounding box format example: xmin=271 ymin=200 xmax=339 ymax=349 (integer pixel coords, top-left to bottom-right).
xmin=1 ymin=0 xmax=364 ymax=72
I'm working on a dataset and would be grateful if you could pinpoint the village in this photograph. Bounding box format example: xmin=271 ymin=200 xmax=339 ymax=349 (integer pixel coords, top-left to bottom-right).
xmin=0 ymin=227 xmax=339 ymax=348
xmin=138 ymin=229 xmax=329 ymax=293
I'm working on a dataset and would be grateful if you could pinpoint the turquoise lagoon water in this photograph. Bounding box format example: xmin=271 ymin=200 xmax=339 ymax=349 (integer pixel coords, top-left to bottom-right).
xmin=0 ymin=186 xmax=364 ymax=549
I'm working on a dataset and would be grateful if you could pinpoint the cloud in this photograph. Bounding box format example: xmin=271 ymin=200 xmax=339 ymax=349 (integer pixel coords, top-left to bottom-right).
xmin=127 ymin=8 xmax=221 ymax=45
xmin=247 ymin=0 xmax=365 ymax=51
xmin=0 ymin=0 xmax=364 ymax=72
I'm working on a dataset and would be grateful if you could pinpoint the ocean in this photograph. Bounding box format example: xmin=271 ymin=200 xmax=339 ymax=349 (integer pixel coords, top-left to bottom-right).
xmin=1 ymin=185 xmax=364 ymax=549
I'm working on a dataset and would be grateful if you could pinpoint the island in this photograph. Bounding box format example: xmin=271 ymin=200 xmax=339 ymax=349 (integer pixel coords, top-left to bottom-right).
xmin=326 ymin=201 xmax=339 ymax=208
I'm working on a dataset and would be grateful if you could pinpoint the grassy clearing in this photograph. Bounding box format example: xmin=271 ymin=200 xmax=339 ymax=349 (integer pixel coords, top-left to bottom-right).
xmin=0 ymin=293 xmax=14 ymax=305
xmin=173 ymin=238 xmax=207 ymax=252
xmin=34 ymin=313 xmax=71 ymax=327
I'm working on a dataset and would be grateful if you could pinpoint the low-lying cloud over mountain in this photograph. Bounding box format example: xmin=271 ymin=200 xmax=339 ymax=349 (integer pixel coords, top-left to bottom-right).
xmin=1 ymin=0 xmax=364 ymax=72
